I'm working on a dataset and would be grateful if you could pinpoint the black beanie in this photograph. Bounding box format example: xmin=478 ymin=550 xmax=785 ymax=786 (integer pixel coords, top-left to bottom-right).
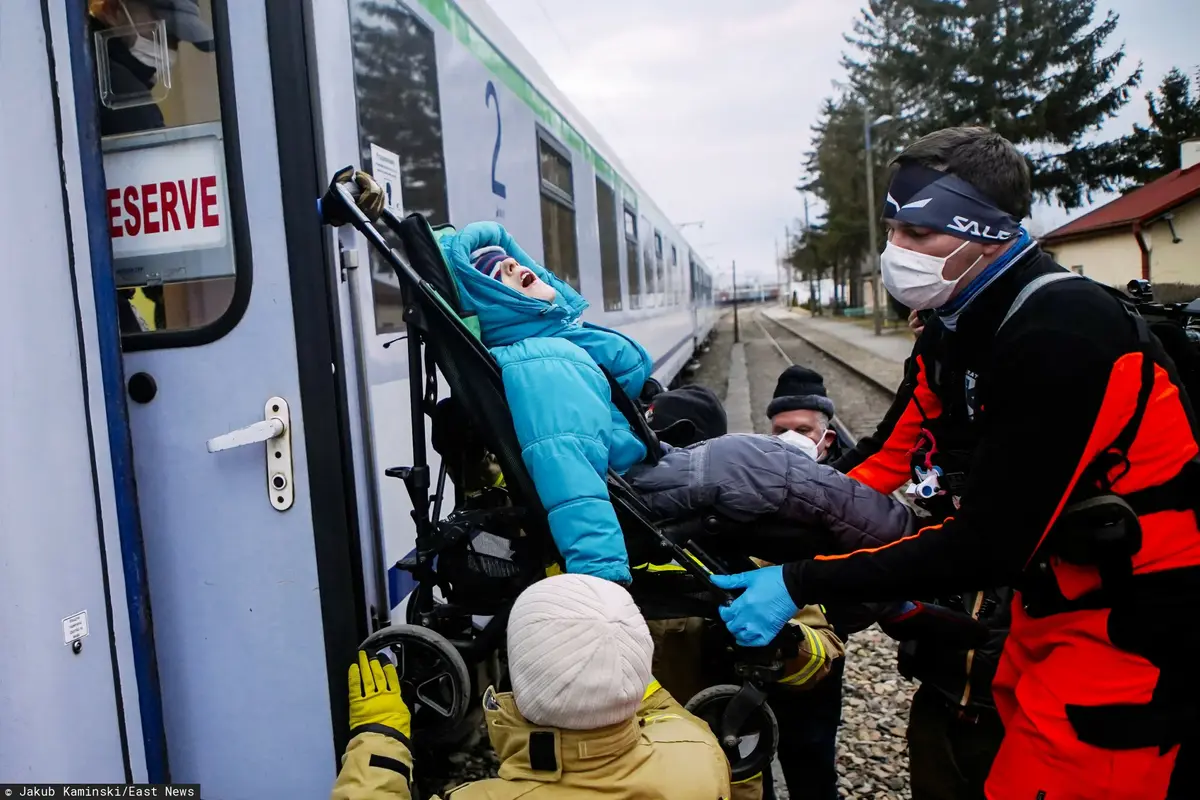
xmin=647 ymin=384 xmax=727 ymax=447
xmin=767 ymin=365 xmax=835 ymax=419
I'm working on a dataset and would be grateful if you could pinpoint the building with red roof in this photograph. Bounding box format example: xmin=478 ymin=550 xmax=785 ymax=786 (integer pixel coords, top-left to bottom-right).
xmin=1041 ymin=140 xmax=1200 ymax=290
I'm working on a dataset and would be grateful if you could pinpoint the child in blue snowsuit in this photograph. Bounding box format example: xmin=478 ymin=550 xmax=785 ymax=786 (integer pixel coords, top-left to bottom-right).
xmin=439 ymin=222 xmax=653 ymax=585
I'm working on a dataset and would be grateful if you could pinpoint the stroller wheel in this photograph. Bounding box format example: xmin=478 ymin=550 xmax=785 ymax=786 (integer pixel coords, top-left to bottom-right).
xmin=359 ymin=624 xmax=472 ymax=747
xmin=685 ymin=683 xmax=779 ymax=784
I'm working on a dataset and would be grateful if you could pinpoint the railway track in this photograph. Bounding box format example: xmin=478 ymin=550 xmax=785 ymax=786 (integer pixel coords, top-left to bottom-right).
xmin=760 ymin=314 xmax=898 ymax=397
xmin=749 ymin=308 xmax=915 ymax=507
xmin=749 ymin=308 xmax=896 ymax=444
xmin=753 ymin=314 xmax=857 ymax=447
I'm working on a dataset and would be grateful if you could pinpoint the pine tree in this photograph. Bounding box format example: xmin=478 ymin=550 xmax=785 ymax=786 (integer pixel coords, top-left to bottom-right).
xmin=798 ymin=100 xmax=873 ymax=310
xmin=794 ymin=90 xmax=912 ymax=314
xmin=1111 ymin=68 xmax=1200 ymax=185
xmin=840 ymin=1 xmax=924 ymax=125
xmin=836 ymin=0 xmax=1142 ymax=210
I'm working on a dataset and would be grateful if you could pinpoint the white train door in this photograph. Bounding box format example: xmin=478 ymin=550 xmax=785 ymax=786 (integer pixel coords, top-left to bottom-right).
xmin=78 ymin=1 xmax=366 ymax=796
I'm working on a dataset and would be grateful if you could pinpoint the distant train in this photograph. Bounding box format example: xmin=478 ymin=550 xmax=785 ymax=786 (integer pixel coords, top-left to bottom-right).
xmin=718 ymin=285 xmax=783 ymax=305
xmin=8 ymin=0 xmax=716 ymax=794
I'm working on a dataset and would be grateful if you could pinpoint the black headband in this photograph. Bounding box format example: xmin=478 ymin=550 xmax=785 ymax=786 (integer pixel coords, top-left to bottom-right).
xmin=883 ymin=163 xmax=1022 ymax=244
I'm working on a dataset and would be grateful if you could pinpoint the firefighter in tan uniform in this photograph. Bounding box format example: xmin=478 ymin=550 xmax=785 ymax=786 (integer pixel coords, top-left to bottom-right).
xmin=332 ymin=573 xmax=732 ymax=800
xmin=642 ymin=385 xmax=846 ymax=800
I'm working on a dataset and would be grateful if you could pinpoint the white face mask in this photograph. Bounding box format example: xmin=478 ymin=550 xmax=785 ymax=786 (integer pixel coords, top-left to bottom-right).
xmin=121 ymin=2 xmax=170 ymax=71
xmin=880 ymin=239 xmax=982 ymax=311
xmin=777 ymin=429 xmax=820 ymax=461
xmin=128 ymin=35 xmax=159 ymax=68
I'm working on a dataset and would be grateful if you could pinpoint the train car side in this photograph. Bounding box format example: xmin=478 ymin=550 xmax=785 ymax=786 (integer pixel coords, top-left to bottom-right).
xmin=9 ymin=0 xmax=722 ymax=789
xmin=339 ymin=0 xmax=719 ymax=612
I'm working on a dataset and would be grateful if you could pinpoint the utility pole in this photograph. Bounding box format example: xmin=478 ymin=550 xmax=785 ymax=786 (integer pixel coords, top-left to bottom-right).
xmin=775 ymin=235 xmax=781 ymax=306
xmin=732 ymin=259 xmax=740 ymax=343
xmin=803 ymin=193 xmax=818 ymax=315
xmin=778 ymin=229 xmax=789 ymax=308
xmin=864 ymin=108 xmax=883 ymax=336
xmin=863 ymin=107 xmax=896 ymax=335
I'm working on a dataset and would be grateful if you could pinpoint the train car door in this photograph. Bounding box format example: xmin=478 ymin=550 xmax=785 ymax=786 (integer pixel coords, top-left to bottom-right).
xmin=79 ymin=1 xmax=364 ymax=796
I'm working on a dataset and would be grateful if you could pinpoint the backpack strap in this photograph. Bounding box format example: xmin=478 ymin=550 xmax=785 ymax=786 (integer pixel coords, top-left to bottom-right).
xmin=1092 ymin=312 xmax=1157 ymax=491
xmin=996 ymin=270 xmax=1155 ymax=491
xmin=997 ymin=271 xmax=1082 ymax=333
xmin=599 ymin=366 xmax=662 ymax=465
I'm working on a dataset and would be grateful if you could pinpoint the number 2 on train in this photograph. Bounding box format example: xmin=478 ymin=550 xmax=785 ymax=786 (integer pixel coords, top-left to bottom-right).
xmin=485 ymin=81 xmax=507 ymax=199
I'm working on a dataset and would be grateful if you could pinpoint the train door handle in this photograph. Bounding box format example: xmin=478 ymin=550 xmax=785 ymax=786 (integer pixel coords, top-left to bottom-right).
xmin=206 ymin=418 xmax=284 ymax=451
xmin=205 ymin=397 xmax=295 ymax=512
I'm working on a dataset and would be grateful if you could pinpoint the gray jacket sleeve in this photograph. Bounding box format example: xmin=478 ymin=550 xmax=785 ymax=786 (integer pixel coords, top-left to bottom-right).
xmin=625 ymin=434 xmax=915 ymax=555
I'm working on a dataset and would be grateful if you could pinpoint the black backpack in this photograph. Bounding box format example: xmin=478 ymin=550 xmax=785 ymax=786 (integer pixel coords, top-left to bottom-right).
xmin=1001 ymin=273 xmax=1200 ymax=425
xmin=1146 ymin=314 xmax=1200 ymax=423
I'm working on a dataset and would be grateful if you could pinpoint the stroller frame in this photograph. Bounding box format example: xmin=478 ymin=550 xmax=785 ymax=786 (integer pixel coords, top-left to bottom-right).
xmin=319 ymin=173 xmax=788 ymax=781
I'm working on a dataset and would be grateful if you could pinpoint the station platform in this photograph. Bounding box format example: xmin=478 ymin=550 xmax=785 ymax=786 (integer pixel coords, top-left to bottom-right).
xmin=761 ymin=307 xmax=909 ymax=391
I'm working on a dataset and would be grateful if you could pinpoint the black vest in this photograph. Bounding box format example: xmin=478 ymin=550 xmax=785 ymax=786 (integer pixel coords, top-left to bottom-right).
xmin=892 ymin=262 xmax=1056 ymax=710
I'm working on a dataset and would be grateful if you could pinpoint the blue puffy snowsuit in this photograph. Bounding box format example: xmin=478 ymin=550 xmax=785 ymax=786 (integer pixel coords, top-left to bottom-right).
xmin=439 ymin=222 xmax=654 ymax=584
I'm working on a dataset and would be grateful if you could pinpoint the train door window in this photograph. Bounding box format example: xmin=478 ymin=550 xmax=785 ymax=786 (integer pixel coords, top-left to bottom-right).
xmin=643 ymin=219 xmax=657 ymax=306
xmin=624 ymin=205 xmax=641 ymax=310
xmin=653 ymin=230 xmax=665 ymax=306
xmin=92 ymin=0 xmax=244 ymax=341
xmin=595 ymin=177 xmax=622 ymax=312
xmin=349 ymin=0 xmax=450 ymax=334
xmin=537 ymin=131 xmax=579 ymax=291
xmin=670 ymin=244 xmax=679 ymax=305
xmin=653 ymin=231 xmax=664 ymax=295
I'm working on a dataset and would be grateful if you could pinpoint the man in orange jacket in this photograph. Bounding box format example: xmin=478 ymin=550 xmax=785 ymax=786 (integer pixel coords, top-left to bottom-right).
xmin=713 ymin=126 xmax=1200 ymax=799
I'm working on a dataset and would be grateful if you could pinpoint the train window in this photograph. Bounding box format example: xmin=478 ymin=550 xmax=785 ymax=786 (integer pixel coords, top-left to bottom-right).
xmin=349 ymin=0 xmax=450 ymax=334
xmin=595 ymin=177 xmax=622 ymax=312
xmin=537 ymin=131 xmax=579 ymax=291
xmin=624 ymin=205 xmax=641 ymax=310
xmin=92 ymin=0 xmax=242 ymax=341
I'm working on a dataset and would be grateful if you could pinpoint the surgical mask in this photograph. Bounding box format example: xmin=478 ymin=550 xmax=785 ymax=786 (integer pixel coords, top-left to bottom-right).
xmin=121 ymin=1 xmax=171 ymax=71
xmin=777 ymin=429 xmax=820 ymax=461
xmin=880 ymin=239 xmax=983 ymax=311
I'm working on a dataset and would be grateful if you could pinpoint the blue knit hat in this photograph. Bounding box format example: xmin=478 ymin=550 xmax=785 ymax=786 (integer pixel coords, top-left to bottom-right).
xmin=471 ymin=245 xmax=509 ymax=280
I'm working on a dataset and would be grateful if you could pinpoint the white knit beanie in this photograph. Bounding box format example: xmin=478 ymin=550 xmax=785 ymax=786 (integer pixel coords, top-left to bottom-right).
xmin=507 ymin=573 xmax=654 ymax=730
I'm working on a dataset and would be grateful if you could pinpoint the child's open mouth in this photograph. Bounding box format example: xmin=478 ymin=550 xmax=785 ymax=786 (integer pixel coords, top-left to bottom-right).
xmin=520 ymin=270 xmax=536 ymax=288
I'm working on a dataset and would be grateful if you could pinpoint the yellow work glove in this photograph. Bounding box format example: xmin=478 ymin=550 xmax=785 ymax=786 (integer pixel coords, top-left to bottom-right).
xmin=348 ymin=650 xmax=412 ymax=739
xmin=333 ymin=166 xmax=386 ymax=221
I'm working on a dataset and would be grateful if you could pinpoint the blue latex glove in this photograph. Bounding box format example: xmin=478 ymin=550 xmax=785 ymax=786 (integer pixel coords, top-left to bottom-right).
xmin=710 ymin=566 xmax=800 ymax=647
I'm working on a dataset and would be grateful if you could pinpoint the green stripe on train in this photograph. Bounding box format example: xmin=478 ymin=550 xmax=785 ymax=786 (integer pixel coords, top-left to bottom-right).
xmin=417 ymin=0 xmax=636 ymax=208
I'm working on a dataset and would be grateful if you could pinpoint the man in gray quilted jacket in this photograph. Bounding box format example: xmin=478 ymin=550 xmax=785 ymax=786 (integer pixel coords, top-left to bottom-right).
xmin=624 ymin=408 xmax=984 ymax=644
xmin=625 ymin=429 xmax=915 ymax=558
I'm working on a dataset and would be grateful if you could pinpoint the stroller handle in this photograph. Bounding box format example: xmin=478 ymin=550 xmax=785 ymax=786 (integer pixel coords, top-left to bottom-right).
xmin=318 ymin=176 xmax=432 ymax=301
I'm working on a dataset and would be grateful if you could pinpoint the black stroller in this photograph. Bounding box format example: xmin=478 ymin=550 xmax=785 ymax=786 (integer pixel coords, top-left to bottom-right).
xmin=318 ymin=171 xmax=797 ymax=786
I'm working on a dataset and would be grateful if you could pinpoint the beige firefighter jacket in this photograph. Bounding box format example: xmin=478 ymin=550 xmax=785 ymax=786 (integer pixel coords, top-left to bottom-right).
xmin=331 ymin=684 xmax=732 ymax=800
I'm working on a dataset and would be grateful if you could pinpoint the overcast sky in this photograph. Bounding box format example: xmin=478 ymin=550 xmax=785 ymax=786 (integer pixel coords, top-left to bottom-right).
xmin=484 ymin=0 xmax=1197 ymax=284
